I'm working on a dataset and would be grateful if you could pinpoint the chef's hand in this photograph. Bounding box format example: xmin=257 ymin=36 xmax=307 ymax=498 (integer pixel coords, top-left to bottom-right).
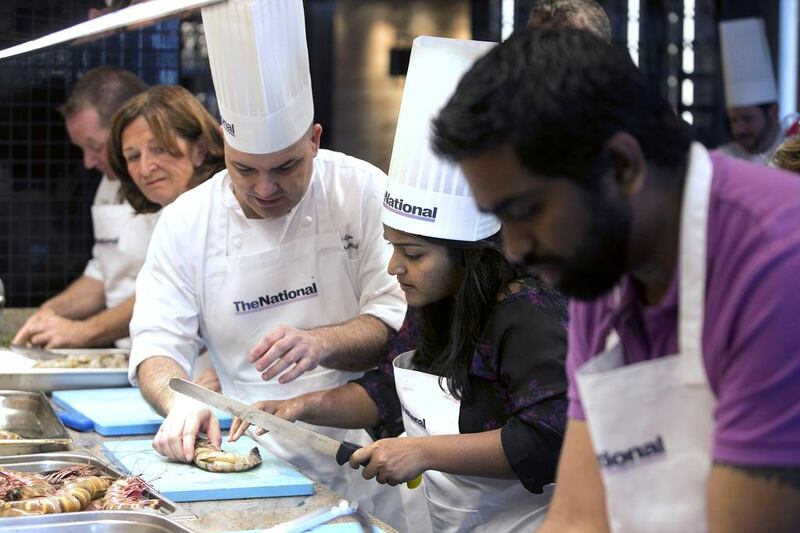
xmin=193 ymin=367 xmax=221 ymax=392
xmin=350 ymin=437 xmax=430 ymax=486
xmin=12 ymin=308 xmax=91 ymax=348
xmin=248 ymin=325 xmax=332 ymax=384
xmin=228 ymin=397 xmax=307 ymax=442
xmin=153 ymin=394 xmax=221 ymax=463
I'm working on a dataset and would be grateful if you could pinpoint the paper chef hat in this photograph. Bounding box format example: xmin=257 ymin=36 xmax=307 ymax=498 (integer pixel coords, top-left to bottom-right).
xmin=383 ymin=36 xmax=500 ymax=242
xmin=719 ymin=17 xmax=777 ymax=108
xmin=201 ymin=0 xmax=313 ymax=154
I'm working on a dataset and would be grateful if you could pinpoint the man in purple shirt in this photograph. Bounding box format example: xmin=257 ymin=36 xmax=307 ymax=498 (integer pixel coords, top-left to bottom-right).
xmin=432 ymin=28 xmax=800 ymax=532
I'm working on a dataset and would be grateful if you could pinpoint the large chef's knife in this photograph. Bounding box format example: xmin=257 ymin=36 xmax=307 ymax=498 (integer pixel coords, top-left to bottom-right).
xmin=169 ymin=378 xmax=421 ymax=489
xmin=9 ymin=344 xmax=65 ymax=361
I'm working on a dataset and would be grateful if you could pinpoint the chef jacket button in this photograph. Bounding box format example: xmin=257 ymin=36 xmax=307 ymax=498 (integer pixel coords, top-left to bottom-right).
xmin=303 ymin=216 xmax=313 ymax=226
xmin=233 ymin=237 xmax=242 ymax=248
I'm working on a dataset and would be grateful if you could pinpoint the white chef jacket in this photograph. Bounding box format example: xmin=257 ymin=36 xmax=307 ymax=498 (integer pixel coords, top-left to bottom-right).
xmin=80 ymin=175 xmax=158 ymax=348
xmin=716 ymin=128 xmax=785 ymax=165
xmin=128 ymin=149 xmax=406 ymax=383
xmin=82 ymin=175 xmax=159 ymax=308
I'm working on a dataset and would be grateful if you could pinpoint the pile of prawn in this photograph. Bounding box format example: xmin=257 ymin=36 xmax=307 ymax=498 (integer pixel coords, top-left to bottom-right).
xmin=33 ymin=353 xmax=127 ymax=369
xmin=0 ymin=465 xmax=160 ymax=517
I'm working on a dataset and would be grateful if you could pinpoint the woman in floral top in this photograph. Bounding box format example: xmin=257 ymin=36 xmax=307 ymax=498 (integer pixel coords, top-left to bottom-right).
xmin=359 ymin=271 xmax=568 ymax=494
xmin=230 ymin=227 xmax=568 ymax=530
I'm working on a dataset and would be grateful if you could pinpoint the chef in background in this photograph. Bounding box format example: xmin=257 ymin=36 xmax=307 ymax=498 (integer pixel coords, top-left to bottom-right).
xmin=128 ymin=0 xmax=406 ymax=525
xmin=717 ymin=18 xmax=785 ymax=164
xmin=13 ymin=66 xmax=155 ymax=349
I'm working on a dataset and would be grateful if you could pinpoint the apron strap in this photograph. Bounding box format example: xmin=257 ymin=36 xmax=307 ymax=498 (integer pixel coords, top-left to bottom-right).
xmin=677 ymin=143 xmax=714 ymax=386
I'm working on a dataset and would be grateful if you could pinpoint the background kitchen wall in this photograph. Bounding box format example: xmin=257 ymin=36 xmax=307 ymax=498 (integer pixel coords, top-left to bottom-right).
xmin=0 ymin=0 xmax=790 ymax=306
xmin=0 ymin=0 xmax=180 ymax=307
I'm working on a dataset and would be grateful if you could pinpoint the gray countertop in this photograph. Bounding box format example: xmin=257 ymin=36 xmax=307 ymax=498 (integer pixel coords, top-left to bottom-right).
xmin=0 ymin=309 xmax=395 ymax=531
xmin=66 ymin=410 xmax=396 ymax=532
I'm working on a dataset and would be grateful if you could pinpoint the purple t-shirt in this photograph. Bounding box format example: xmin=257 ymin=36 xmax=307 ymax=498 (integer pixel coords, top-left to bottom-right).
xmin=567 ymin=151 xmax=800 ymax=466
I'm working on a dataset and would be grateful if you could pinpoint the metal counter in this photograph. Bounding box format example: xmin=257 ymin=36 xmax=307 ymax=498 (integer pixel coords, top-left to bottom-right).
xmin=67 ymin=424 xmax=397 ymax=532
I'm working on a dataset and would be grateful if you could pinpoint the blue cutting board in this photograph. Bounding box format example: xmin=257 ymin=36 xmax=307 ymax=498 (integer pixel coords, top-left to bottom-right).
xmin=104 ymin=437 xmax=314 ymax=502
xmin=51 ymin=387 xmax=233 ymax=436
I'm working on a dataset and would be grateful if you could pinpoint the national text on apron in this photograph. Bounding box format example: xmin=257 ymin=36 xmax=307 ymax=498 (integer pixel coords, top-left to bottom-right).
xmin=394 ymin=350 xmax=553 ymax=532
xmin=198 ymin=172 xmax=404 ymax=523
xmin=575 ymin=143 xmax=716 ymax=532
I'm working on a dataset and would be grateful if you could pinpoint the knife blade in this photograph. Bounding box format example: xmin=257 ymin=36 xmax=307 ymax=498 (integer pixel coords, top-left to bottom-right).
xmin=169 ymin=378 xmax=421 ymax=489
xmin=9 ymin=344 xmax=65 ymax=361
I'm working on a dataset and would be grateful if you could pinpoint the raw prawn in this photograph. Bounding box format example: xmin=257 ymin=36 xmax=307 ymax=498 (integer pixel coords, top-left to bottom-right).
xmin=0 ymin=469 xmax=55 ymax=501
xmin=44 ymin=464 xmax=102 ymax=485
xmin=193 ymin=438 xmax=262 ymax=472
xmin=0 ymin=475 xmax=113 ymax=515
xmin=99 ymin=475 xmax=160 ymax=510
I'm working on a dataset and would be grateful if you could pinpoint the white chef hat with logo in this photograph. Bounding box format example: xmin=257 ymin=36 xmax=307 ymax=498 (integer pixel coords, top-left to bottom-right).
xmin=719 ymin=17 xmax=777 ymax=108
xmin=383 ymin=36 xmax=499 ymax=242
xmin=201 ymin=0 xmax=313 ymax=154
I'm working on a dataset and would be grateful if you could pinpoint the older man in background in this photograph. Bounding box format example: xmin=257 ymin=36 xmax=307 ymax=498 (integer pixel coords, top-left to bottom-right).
xmin=13 ymin=67 xmax=153 ymax=348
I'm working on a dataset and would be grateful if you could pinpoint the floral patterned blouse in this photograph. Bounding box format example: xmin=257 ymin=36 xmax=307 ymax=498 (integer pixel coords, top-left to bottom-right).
xmin=352 ymin=277 xmax=568 ymax=493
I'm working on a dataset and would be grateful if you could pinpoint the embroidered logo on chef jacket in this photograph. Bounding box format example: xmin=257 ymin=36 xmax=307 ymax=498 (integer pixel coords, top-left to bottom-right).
xmin=401 ymin=404 xmax=426 ymax=429
xmin=222 ymin=117 xmax=235 ymax=137
xmin=383 ymin=192 xmax=438 ymax=222
xmin=596 ymin=435 xmax=666 ymax=470
xmin=342 ymin=234 xmax=359 ymax=250
xmin=95 ymin=238 xmax=119 ymax=245
xmin=233 ymin=280 xmax=318 ymax=314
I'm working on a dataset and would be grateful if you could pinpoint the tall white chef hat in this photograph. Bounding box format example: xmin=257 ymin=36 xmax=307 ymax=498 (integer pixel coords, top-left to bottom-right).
xmin=201 ymin=0 xmax=313 ymax=154
xmin=719 ymin=17 xmax=777 ymax=108
xmin=383 ymin=36 xmax=499 ymax=242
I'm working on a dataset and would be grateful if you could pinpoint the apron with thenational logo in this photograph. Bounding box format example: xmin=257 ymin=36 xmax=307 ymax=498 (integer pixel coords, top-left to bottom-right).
xmin=199 ymin=171 xmax=410 ymax=526
xmin=394 ymin=350 xmax=552 ymax=532
xmin=576 ymin=143 xmax=716 ymax=532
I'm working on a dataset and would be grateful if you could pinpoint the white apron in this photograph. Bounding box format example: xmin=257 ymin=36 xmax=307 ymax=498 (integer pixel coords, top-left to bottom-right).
xmin=91 ymin=203 xmax=156 ymax=348
xmin=199 ymin=175 xmax=408 ymax=527
xmin=394 ymin=350 xmax=553 ymax=532
xmin=575 ymin=143 xmax=716 ymax=532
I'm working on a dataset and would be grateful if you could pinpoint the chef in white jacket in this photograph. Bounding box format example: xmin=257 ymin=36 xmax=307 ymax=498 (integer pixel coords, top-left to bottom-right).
xmin=13 ymin=66 xmax=156 ymax=349
xmin=129 ymin=0 xmax=406 ymax=522
xmin=717 ymin=18 xmax=785 ymax=164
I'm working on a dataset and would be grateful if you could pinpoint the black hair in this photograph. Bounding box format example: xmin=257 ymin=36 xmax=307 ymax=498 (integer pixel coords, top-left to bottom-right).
xmin=410 ymin=232 xmax=557 ymax=402
xmin=432 ymin=28 xmax=692 ymax=185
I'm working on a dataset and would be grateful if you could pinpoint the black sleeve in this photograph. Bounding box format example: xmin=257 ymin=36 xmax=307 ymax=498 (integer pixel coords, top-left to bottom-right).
xmin=494 ymin=294 xmax=569 ymax=493
xmin=348 ymin=309 xmax=419 ymax=439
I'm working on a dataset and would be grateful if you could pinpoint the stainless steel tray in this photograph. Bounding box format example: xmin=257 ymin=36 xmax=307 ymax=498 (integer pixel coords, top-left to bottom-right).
xmin=0 ymin=511 xmax=195 ymax=532
xmin=0 ymin=348 xmax=130 ymax=392
xmin=0 ymin=391 xmax=71 ymax=455
xmin=0 ymin=451 xmax=180 ymax=516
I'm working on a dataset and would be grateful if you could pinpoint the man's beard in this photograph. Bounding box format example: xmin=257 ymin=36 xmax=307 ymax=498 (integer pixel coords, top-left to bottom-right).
xmin=737 ymin=117 xmax=776 ymax=154
xmin=522 ymin=192 xmax=630 ymax=301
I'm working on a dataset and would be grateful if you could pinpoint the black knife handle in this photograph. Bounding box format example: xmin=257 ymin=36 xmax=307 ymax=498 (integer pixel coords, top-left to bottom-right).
xmin=336 ymin=441 xmax=368 ymax=467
